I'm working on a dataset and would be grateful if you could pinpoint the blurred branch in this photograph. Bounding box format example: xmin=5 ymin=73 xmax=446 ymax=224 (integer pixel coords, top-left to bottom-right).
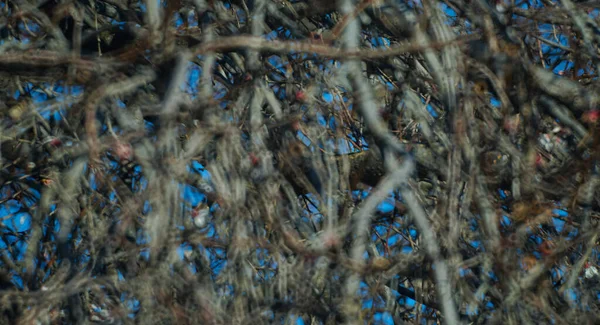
xmin=193 ymin=34 xmax=478 ymax=60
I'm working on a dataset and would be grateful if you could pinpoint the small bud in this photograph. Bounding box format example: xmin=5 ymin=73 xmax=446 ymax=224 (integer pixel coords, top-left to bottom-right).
xmin=503 ymin=115 xmax=520 ymax=134
xmin=8 ymin=107 xmax=24 ymax=121
xmin=535 ymin=153 xmax=546 ymax=168
xmin=49 ymin=138 xmax=62 ymax=147
xmin=585 ymin=264 xmax=599 ymax=279
xmin=249 ymin=153 xmax=260 ymax=166
xmin=476 ymin=80 xmax=489 ymax=94
xmin=539 ymin=241 xmax=554 ymax=256
xmin=8 ymin=98 xmax=31 ymax=121
xmin=115 ymin=142 xmax=133 ymax=161
xmin=26 ymin=162 xmax=36 ymax=171
xmin=295 ymin=90 xmax=307 ymax=102
xmin=183 ymin=250 xmax=193 ymax=261
xmin=522 ymin=255 xmax=537 ymax=271
xmin=583 ymin=110 xmax=600 ymax=124
xmin=495 ymin=0 xmax=508 ymax=13
xmin=192 ymin=205 xmax=210 ymax=229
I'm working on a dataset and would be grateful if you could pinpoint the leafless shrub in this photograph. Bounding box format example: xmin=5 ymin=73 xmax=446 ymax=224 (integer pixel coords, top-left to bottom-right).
xmin=1 ymin=0 xmax=600 ymax=324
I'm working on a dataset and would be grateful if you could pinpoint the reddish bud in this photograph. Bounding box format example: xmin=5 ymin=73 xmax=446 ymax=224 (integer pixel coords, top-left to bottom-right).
xmin=249 ymin=153 xmax=260 ymax=166
xmin=115 ymin=142 xmax=133 ymax=161
xmin=535 ymin=153 xmax=545 ymax=167
xmin=539 ymin=241 xmax=554 ymax=256
xmin=503 ymin=116 xmax=519 ymax=133
xmin=583 ymin=110 xmax=600 ymax=123
xmin=290 ymin=120 xmax=301 ymax=131
xmin=48 ymin=138 xmax=62 ymax=147
xmin=295 ymin=90 xmax=307 ymax=102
